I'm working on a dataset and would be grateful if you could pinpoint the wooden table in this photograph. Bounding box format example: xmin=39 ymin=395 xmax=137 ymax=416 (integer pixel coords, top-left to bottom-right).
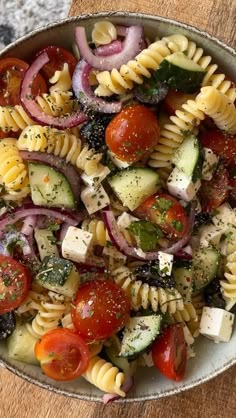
xmin=1 ymin=1 xmax=236 ymax=417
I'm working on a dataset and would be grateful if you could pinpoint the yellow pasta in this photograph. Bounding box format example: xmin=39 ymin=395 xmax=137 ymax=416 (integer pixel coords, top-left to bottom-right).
xmin=91 ymin=21 xmax=117 ymax=46
xmin=187 ymin=292 xmax=205 ymax=337
xmin=196 ymin=86 xmax=236 ymax=133
xmin=81 ymin=218 xmax=108 ymax=246
xmin=0 ymin=105 xmax=34 ymax=133
xmin=220 ymin=251 xmax=236 ymax=310
xmin=82 ymin=355 xmax=125 ymax=397
xmin=172 ymin=303 xmax=198 ymax=323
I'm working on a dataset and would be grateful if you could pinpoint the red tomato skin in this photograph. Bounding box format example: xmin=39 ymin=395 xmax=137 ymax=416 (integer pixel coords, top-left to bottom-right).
xmin=0 ymin=255 xmax=30 ymax=314
xmin=0 ymin=57 xmax=47 ymax=106
xmin=200 ymin=129 xmax=236 ymax=167
xmin=105 ymin=104 xmax=160 ymax=163
xmin=152 ymin=324 xmax=187 ymax=381
xmin=199 ymin=164 xmax=229 ymax=213
xmin=134 ymin=193 xmax=188 ymax=239
xmin=35 ymin=46 xmax=77 ymax=80
xmin=34 ymin=328 xmax=90 ymax=381
xmin=71 ymin=279 xmax=130 ymax=341
xmin=164 ymin=90 xmax=196 ymax=116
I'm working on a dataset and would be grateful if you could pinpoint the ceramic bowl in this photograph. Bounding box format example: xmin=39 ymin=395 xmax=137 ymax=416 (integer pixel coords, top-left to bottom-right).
xmin=0 ymin=12 xmax=235 ymax=402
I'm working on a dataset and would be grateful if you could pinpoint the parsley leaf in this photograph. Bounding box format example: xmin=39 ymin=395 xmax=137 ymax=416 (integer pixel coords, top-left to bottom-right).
xmin=127 ymin=220 xmax=163 ymax=251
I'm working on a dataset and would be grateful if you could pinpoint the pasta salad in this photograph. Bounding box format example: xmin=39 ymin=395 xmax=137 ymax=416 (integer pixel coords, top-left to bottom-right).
xmin=0 ymin=19 xmax=235 ymax=402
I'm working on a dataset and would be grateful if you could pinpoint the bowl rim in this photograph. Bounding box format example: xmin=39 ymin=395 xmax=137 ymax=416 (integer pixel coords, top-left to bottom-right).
xmin=0 ymin=11 xmax=235 ymax=402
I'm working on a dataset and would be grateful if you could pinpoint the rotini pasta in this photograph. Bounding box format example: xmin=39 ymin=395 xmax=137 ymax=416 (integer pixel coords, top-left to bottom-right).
xmin=49 ymin=63 xmax=72 ymax=93
xmin=82 ymin=355 xmax=125 ymax=397
xmin=220 ymin=251 xmax=236 ymax=310
xmin=91 ymin=21 xmax=117 ymax=46
xmin=111 ymin=266 xmax=184 ymax=314
xmin=172 ymin=303 xmax=198 ymax=323
xmin=81 ymin=218 xmax=108 ymax=246
xmin=196 ymin=86 xmax=236 ymax=133
xmin=17 ymin=125 xmax=104 ymax=175
xmin=0 ymin=105 xmax=34 ymax=133
xmin=187 ymin=292 xmax=205 ymax=337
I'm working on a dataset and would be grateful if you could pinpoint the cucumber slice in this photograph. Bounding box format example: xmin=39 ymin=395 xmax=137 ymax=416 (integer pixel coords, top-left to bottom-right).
xmin=7 ymin=321 xmax=39 ymax=365
xmin=34 ymin=228 xmax=59 ymax=260
xmin=192 ymin=247 xmax=221 ymax=290
xmin=105 ymin=336 xmax=134 ymax=375
xmin=108 ymin=168 xmax=160 ymax=211
xmin=35 ymin=256 xmax=80 ymax=298
xmin=155 ymin=51 xmax=205 ymax=93
xmin=172 ymin=135 xmax=203 ymax=181
xmin=173 ymin=261 xmax=193 ymax=303
xmin=120 ymin=314 xmax=162 ymax=358
xmin=29 ymin=163 xmax=76 ymax=209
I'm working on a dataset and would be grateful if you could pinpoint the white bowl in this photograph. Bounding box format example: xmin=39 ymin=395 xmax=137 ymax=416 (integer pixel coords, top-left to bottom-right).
xmin=0 ymin=12 xmax=235 ymax=402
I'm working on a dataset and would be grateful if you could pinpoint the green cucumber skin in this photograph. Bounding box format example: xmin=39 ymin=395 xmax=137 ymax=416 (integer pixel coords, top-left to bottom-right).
xmin=172 ymin=135 xmax=203 ymax=181
xmin=192 ymin=247 xmax=221 ymax=291
xmin=173 ymin=261 xmax=193 ymax=303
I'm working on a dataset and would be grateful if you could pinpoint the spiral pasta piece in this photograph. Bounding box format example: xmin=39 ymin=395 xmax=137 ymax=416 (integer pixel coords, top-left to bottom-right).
xmin=82 ymin=355 xmax=125 ymax=397
xmin=187 ymin=292 xmax=205 ymax=337
xmin=112 ymin=266 xmax=184 ymax=314
xmin=81 ymin=218 xmax=108 ymax=246
xmin=0 ymin=138 xmax=30 ymax=196
xmin=172 ymin=303 xmax=198 ymax=323
xmin=196 ymin=86 xmax=236 ymax=133
xmin=95 ymin=36 xmax=187 ymax=96
xmin=91 ymin=21 xmax=117 ymax=46
xmin=49 ymin=63 xmax=72 ymax=93
xmin=0 ymin=105 xmax=34 ymax=133
xmin=17 ymin=125 xmax=103 ymax=176
xmin=220 ymin=251 xmax=236 ymax=309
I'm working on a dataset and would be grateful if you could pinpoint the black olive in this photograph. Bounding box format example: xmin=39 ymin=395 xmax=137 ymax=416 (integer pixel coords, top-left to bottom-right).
xmin=194 ymin=212 xmax=211 ymax=229
xmin=204 ymin=278 xmax=226 ymax=310
xmin=80 ymin=114 xmax=113 ymax=152
xmin=134 ymin=262 xmax=175 ymax=288
xmin=133 ymin=79 xmax=168 ymax=105
xmin=0 ymin=311 xmax=16 ymax=340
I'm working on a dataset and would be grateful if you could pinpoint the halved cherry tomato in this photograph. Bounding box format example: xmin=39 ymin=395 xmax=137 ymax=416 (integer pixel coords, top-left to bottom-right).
xmin=35 ymin=46 xmax=77 ymax=80
xmin=164 ymin=90 xmax=196 ymax=115
xmin=105 ymin=104 xmax=160 ymax=163
xmin=199 ymin=164 xmax=229 ymax=213
xmin=134 ymin=193 xmax=188 ymax=239
xmin=0 ymin=255 xmax=30 ymax=314
xmin=152 ymin=324 xmax=187 ymax=381
xmin=34 ymin=328 xmax=90 ymax=381
xmin=0 ymin=57 xmax=47 ymax=106
xmin=71 ymin=279 xmax=130 ymax=340
xmin=200 ymin=129 xmax=236 ymax=167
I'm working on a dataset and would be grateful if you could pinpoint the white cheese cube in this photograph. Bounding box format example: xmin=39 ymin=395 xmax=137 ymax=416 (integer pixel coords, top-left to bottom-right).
xmin=81 ymin=184 xmax=110 ymax=215
xmin=81 ymin=166 xmax=110 ymax=187
xmin=102 ymin=246 xmax=127 ymax=263
xmin=202 ymin=148 xmax=218 ymax=181
xmin=212 ymin=203 xmax=236 ymax=230
xmin=157 ymin=251 xmax=173 ymax=276
xmin=62 ymin=226 xmax=93 ymax=263
xmin=199 ymin=306 xmax=235 ymax=343
xmin=107 ymin=151 xmax=132 ymax=169
xmin=167 ymin=167 xmax=201 ymax=201
xmin=198 ymin=224 xmax=225 ymax=249
xmin=117 ymin=212 xmax=139 ymax=229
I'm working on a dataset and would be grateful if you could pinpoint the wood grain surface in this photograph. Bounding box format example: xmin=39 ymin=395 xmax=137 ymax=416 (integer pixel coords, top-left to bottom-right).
xmin=1 ymin=1 xmax=236 ymax=417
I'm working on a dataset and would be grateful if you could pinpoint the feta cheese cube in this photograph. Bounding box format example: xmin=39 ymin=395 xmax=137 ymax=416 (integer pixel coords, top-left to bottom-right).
xmin=198 ymin=224 xmax=225 ymax=249
xmin=212 ymin=203 xmax=236 ymax=230
xmin=202 ymin=148 xmax=218 ymax=181
xmin=117 ymin=212 xmax=139 ymax=229
xmin=199 ymin=307 xmax=235 ymax=343
xmin=167 ymin=167 xmax=201 ymax=201
xmin=102 ymin=246 xmax=127 ymax=263
xmin=107 ymin=151 xmax=131 ymax=169
xmin=81 ymin=166 xmax=110 ymax=187
xmin=157 ymin=251 xmax=173 ymax=276
xmin=81 ymin=184 xmax=110 ymax=214
xmin=62 ymin=226 xmax=93 ymax=263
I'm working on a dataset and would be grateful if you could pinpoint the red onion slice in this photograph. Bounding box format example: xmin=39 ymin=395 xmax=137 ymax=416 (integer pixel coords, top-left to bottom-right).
xmin=72 ymin=59 xmax=122 ymax=113
xmin=20 ymin=52 xmax=88 ymax=129
xmin=75 ymin=25 xmax=143 ymax=71
xmin=102 ymin=206 xmax=195 ymax=260
xmin=95 ymin=40 xmax=122 ymax=56
xmin=19 ymin=151 xmax=80 ymax=204
xmin=0 ymin=204 xmax=82 ymax=238
xmin=21 ymin=215 xmax=37 ymax=236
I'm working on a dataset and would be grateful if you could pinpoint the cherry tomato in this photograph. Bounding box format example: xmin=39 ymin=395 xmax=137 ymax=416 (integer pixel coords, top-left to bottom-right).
xmin=0 ymin=57 xmax=47 ymax=106
xmin=134 ymin=193 xmax=188 ymax=239
xmin=152 ymin=324 xmax=187 ymax=381
xmin=71 ymin=279 xmax=130 ymax=340
xmin=199 ymin=164 xmax=229 ymax=213
xmin=35 ymin=46 xmax=77 ymax=80
xmin=164 ymin=90 xmax=196 ymax=115
xmin=105 ymin=104 xmax=160 ymax=163
xmin=0 ymin=255 xmax=30 ymax=314
xmin=200 ymin=129 xmax=236 ymax=167
xmin=34 ymin=328 xmax=89 ymax=381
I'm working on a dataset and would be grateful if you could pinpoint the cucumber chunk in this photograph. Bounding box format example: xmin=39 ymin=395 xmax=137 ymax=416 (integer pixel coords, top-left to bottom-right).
xmin=173 ymin=261 xmax=193 ymax=303
xmin=155 ymin=51 xmax=205 ymax=93
xmin=172 ymin=135 xmax=203 ymax=181
xmin=7 ymin=321 xmax=39 ymax=365
xmin=120 ymin=314 xmax=162 ymax=357
xmin=108 ymin=168 xmax=160 ymax=211
xmin=105 ymin=336 xmax=135 ymax=375
xmin=35 ymin=256 xmax=80 ymax=298
xmin=192 ymin=247 xmax=221 ymax=290
xmin=34 ymin=228 xmax=59 ymax=260
xmin=29 ymin=162 xmax=76 ymax=209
